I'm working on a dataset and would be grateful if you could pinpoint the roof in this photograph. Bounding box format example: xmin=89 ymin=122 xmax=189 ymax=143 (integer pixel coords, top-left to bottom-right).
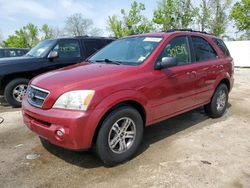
xmin=127 ymin=29 xmax=217 ymax=39
xmin=54 ymin=35 xmax=116 ymax=40
xmin=0 ymin=48 xmax=30 ymax=50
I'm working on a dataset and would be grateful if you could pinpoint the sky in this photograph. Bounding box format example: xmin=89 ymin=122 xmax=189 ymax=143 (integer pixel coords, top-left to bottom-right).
xmin=0 ymin=0 xmax=238 ymax=39
xmin=0 ymin=0 xmax=157 ymax=39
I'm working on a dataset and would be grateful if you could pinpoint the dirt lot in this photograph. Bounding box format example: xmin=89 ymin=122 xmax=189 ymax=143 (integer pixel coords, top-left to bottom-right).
xmin=0 ymin=68 xmax=250 ymax=188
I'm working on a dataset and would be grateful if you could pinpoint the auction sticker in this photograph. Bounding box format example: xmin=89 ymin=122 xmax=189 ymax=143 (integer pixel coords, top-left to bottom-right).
xmin=143 ymin=37 xmax=162 ymax=42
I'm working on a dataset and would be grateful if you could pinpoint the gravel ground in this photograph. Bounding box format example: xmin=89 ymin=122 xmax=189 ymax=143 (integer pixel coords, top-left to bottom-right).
xmin=0 ymin=68 xmax=249 ymax=188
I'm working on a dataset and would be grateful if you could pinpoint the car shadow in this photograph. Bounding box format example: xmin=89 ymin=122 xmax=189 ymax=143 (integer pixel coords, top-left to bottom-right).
xmin=41 ymin=104 xmax=232 ymax=169
xmin=0 ymin=96 xmax=9 ymax=106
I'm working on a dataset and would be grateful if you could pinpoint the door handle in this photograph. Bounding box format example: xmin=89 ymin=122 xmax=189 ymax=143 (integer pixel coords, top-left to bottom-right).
xmin=186 ymin=71 xmax=196 ymax=75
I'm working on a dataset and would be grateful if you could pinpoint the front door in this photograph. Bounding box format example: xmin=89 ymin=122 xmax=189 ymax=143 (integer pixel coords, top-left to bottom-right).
xmin=47 ymin=39 xmax=84 ymax=71
xmin=151 ymin=36 xmax=197 ymax=121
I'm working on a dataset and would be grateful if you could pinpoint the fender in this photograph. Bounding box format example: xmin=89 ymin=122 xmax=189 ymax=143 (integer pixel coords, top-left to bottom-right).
xmin=82 ymin=90 xmax=149 ymax=148
xmin=212 ymin=71 xmax=231 ymax=93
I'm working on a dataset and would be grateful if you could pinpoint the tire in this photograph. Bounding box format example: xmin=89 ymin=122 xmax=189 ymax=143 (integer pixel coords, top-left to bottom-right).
xmin=4 ymin=78 xmax=29 ymax=107
xmin=95 ymin=106 xmax=144 ymax=166
xmin=204 ymin=83 xmax=228 ymax=118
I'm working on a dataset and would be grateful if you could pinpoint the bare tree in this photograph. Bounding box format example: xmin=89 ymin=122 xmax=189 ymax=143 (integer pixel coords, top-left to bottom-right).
xmin=51 ymin=27 xmax=66 ymax=38
xmin=65 ymin=13 xmax=101 ymax=36
xmin=40 ymin=25 xmax=66 ymax=39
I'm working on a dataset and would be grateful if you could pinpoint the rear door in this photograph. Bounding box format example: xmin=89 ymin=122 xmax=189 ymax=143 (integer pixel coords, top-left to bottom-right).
xmin=189 ymin=35 xmax=220 ymax=105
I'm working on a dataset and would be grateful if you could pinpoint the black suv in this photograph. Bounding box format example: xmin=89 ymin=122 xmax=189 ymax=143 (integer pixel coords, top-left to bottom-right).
xmin=0 ymin=36 xmax=115 ymax=107
xmin=0 ymin=48 xmax=29 ymax=58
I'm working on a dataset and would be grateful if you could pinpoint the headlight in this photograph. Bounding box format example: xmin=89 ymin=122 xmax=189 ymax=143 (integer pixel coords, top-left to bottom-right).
xmin=53 ymin=90 xmax=95 ymax=111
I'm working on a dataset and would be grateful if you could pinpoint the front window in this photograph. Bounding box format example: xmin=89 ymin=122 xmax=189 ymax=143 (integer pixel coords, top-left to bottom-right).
xmin=89 ymin=36 xmax=163 ymax=65
xmin=26 ymin=40 xmax=56 ymax=58
xmin=157 ymin=36 xmax=191 ymax=65
xmin=52 ymin=40 xmax=81 ymax=58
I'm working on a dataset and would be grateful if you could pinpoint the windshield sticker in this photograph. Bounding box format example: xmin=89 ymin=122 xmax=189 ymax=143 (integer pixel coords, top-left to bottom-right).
xmin=143 ymin=37 xmax=162 ymax=42
xmin=138 ymin=56 xmax=146 ymax=62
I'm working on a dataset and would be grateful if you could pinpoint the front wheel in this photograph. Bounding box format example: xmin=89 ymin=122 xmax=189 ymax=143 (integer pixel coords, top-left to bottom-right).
xmin=204 ymin=83 xmax=228 ymax=118
xmin=4 ymin=78 xmax=29 ymax=107
xmin=95 ymin=106 xmax=144 ymax=166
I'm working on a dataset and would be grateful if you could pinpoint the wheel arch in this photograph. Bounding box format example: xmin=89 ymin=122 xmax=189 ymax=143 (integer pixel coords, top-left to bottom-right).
xmin=1 ymin=73 xmax=32 ymax=92
xmin=91 ymin=99 xmax=147 ymax=145
xmin=216 ymin=78 xmax=230 ymax=92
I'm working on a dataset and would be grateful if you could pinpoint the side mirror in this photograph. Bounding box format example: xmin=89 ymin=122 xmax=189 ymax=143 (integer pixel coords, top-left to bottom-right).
xmin=155 ymin=57 xmax=178 ymax=70
xmin=47 ymin=51 xmax=58 ymax=59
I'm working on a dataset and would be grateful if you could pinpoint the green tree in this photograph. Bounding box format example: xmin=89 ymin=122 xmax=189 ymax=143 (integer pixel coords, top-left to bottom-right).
xmin=65 ymin=13 xmax=101 ymax=36
xmin=153 ymin=0 xmax=196 ymax=31
xmin=3 ymin=23 xmax=39 ymax=48
xmin=108 ymin=1 xmax=153 ymax=37
xmin=209 ymin=0 xmax=232 ymax=37
xmin=0 ymin=30 xmax=3 ymax=47
xmin=26 ymin=23 xmax=39 ymax=46
xmin=196 ymin=0 xmax=212 ymax=32
xmin=230 ymin=0 xmax=250 ymax=39
xmin=40 ymin=24 xmax=55 ymax=40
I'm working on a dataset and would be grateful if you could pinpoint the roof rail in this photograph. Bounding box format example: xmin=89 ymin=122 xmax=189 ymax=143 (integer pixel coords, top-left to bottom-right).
xmin=73 ymin=35 xmax=117 ymax=39
xmin=166 ymin=29 xmax=210 ymax=35
xmin=74 ymin=35 xmax=89 ymax=38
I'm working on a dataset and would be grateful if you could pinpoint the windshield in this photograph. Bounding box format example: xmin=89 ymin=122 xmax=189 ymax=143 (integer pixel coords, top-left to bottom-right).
xmin=89 ymin=36 xmax=163 ymax=65
xmin=26 ymin=40 xmax=56 ymax=58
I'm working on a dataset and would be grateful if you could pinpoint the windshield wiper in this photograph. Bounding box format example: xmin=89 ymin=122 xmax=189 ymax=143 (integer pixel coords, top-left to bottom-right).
xmin=86 ymin=59 xmax=94 ymax=63
xmin=94 ymin=59 xmax=122 ymax=65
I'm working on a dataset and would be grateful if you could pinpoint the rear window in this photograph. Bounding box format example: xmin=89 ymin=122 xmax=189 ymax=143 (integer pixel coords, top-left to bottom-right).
xmin=213 ymin=38 xmax=230 ymax=57
xmin=105 ymin=39 xmax=114 ymax=45
xmin=191 ymin=36 xmax=217 ymax=62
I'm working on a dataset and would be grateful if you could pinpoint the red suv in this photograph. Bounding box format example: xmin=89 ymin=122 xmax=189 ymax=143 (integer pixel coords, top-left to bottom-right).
xmin=22 ymin=30 xmax=234 ymax=166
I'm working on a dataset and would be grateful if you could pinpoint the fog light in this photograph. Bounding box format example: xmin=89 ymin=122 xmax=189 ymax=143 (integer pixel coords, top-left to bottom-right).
xmin=56 ymin=130 xmax=64 ymax=137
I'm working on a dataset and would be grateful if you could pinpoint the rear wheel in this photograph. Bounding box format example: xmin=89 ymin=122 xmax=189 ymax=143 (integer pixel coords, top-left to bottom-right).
xmin=95 ymin=106 xmax=144 ymax=166
xmin=4 ymin=78 xmax=29 ymax=107
xmin=204 ymin=83 xmax=228 ymax=118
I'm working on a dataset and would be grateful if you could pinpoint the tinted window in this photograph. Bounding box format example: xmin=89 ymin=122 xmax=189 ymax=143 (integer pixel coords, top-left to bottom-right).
xmin=16 ymin=50 xmax=24 ymax=56
xmin=0 ymin=50 xmax=4 ymax=58
xmin=83 ymin=39 xmax=106 ymax=57
xmin=192 ymin=36 xmax=217 ymax=62
xmin=53 ymin=40 xmax=81 ymax=58
xmin=7 ymin=50 xmax=17 ymax=57
xmin=213 ymin=38 xmax=230 ymax=57
xmin=157 ymin=36 xmax=190 ymax=65
xmin=105 ymin=39 xmax=114 ymax=45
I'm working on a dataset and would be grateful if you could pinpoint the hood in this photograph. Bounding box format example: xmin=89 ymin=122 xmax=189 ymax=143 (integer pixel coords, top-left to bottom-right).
xmin=0 ymin=56 xmax=39 ymax=65
xmin=31 ymin=62 xmax=136 ymax=93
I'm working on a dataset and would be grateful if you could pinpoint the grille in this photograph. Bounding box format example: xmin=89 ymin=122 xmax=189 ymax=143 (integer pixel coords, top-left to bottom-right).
xmin=27 ymin=85 xmax=50 ymax=108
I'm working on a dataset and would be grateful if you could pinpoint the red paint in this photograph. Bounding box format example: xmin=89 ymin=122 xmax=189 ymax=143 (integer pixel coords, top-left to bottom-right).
xmin=22 ymin=32 xmax=234 ymax=150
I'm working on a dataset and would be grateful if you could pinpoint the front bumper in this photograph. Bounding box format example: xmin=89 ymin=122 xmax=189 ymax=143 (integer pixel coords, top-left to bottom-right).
xmin=22 ymin=98 xmax=95 ymax=150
